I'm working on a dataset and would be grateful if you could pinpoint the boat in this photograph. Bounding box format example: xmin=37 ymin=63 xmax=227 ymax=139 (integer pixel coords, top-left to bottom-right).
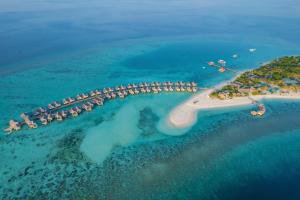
xmin=218 ymin=59 xmax=226 ymax=66
xmin=233 ymin=54 xmax=238 ymax=58
xmin=208 ymin=61 xmax=215 ymax=66
xmin=249 ymin=48 xmax=256 ymax=52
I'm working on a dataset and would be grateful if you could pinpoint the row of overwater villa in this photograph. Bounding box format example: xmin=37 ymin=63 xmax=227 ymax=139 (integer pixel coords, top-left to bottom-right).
xmin=4 ymin=81 xmax=197 ymax=134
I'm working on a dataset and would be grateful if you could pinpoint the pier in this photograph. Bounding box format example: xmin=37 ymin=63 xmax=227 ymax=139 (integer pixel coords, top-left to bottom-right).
xmin=4 ymin=81 xmax=198 ymax=134
xmin=248 ymin=96 xmax=266 ymax=116
xmin=207 ymin=60 xmax=239 ymax=74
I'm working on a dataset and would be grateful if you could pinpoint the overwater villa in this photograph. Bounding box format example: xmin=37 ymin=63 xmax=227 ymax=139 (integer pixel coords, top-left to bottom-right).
xmin=47 ymin=113 xmax=53 ymax=122
xmin=4 ymin=80 xmax=198 ymax=133
xmin=4 ymin=120 xmax=21 ymax=133
xmin=134 ymin=88 xmax=140 ymax=94
xmin=55 ymin=112 xmax=63 ymax=121
xmin=69 ymin=108 xmax=78 ymax=117
xmin=129 ymin=89 xmax=135 ymax=95
xmin=40 ymin=116 xmax=48 ymax=125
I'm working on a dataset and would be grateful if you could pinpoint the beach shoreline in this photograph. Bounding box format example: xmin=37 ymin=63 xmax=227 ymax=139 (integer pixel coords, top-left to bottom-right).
xmin=168 ymin=81 xmax=300 ymax=129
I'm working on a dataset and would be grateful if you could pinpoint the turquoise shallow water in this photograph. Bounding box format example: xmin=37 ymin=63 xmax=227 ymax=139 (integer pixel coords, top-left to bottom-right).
xmin=0 ymin=35 xmax=300 ymax=199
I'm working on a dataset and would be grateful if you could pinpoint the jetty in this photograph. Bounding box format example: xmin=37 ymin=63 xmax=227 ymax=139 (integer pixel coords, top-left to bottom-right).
xmin=250 ymin=103 xmax=266 ymax=116
xmin=248 ymin=96 xmax=266 ymax=116
xmin=207 ymin=60 xmax=239 ymax=74
xmin=4 ymin=81 xmax=198 ymax=134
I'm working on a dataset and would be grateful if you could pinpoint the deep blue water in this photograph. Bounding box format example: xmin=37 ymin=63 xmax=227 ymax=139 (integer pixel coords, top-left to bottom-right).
xmin=0 ymin=0 xmax=300 ymax=199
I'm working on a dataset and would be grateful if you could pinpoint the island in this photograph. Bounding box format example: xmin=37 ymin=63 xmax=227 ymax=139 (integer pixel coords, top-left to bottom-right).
xmin=210 ymin=56 xmax=300 ymax=99
xmin=168 ymin=56 xmax=300 ymax=130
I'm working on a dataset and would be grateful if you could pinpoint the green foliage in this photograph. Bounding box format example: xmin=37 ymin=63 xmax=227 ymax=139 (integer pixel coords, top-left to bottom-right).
xmin=212 ymin=56 xmax=300 ymax=98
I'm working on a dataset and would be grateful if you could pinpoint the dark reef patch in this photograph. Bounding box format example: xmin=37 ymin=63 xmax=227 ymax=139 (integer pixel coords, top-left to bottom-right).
xmin=138 ymin=107 xmax=160 ymax=136
xmin=93 ymin=116 xmax=104 ymax=125
xmin=49 ymin=128 xmax=91 ymax=164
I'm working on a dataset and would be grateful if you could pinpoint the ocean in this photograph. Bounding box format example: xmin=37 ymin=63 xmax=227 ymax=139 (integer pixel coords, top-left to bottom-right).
xmin=0 ymin=0 xmax=300 ymax=199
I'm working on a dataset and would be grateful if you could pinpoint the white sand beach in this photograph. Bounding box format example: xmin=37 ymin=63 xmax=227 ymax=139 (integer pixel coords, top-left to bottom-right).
xmin=168 ymin=85 xmax=300 ymax=129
